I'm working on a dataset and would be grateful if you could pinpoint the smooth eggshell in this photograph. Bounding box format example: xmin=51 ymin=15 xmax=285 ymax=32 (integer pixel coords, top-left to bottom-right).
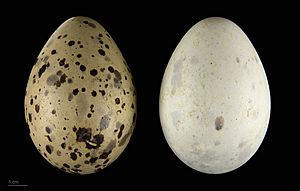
xmin=24 ymin=16 xmax=137 ymax=174
xmin=159 ymin=17 xmax=270 ymax=174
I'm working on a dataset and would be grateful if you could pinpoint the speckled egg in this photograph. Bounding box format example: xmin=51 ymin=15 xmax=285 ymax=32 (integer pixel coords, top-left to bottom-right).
xmin=159 ymin=17 xmax=270 ymax=174
xmin=24 ymin=16 xmax=137 ymax=174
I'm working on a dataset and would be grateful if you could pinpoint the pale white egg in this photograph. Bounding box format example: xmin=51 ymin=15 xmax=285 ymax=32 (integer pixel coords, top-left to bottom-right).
xmin=159 ymin=17 xmax=270 ymax=174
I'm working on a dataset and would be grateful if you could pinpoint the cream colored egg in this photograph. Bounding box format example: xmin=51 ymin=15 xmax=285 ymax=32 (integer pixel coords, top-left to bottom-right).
xmin=159 ymin=17 xmax=270 ymax=174
xmin=24 ymin=16 xmax=137 ymax=174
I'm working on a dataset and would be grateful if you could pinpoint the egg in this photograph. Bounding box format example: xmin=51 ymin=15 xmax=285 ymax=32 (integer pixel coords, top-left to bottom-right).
xmin=24 ymin=16 xmax=137 ymax=174
xmin=159 ymin=17 xmax=270 ymax=174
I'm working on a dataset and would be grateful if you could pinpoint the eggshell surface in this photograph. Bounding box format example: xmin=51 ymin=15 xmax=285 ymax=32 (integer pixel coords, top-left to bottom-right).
xmin=24 ymin=16 xmax=137 ymax=174
xmin=159 ymin=17 xmax=270 ymax=174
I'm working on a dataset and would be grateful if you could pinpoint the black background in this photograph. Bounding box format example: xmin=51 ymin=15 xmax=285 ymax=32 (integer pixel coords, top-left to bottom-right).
xmin=5 ymin=2 xmax=296 ymax=190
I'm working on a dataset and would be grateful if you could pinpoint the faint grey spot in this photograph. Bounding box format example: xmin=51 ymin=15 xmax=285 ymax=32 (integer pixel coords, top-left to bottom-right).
xmin=47 ymin=74 xmax=59 ymax=86
xmin=238 ymin=141 xmax=247 ymax=148
xmin=214 ymin=140 xmax=221 ymax=146
xmin=236 ymin=57 xmax=240 ymax=63
xmin=105 ymin=56 xmax=111 ymax=62
xmin=171 ymin=111 xmax=181 ymax=130
xmin=254 ymin=55 xmax=259 ymax=63
xmin=171 ymin=58 xmax=183 ymax=95
xmin=190 ymin=56 xmax=199 ymax=65
xmin=104 ymin=139 xmax=116 ymax=152
xmin=75 ymin=94 xmax=88 ymax=120
xmin=116 ymin=121 xmax=122 ymax=129
xmin=100 ymin=114 xmax=111 ymax=130
xmin=238 ymin=145 xmax=252 ymax=162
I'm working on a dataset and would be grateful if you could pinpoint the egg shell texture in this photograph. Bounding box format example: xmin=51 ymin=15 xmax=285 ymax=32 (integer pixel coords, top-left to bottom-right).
xmin=159 ymin=17 xmax=270 ymax=174
xmin=24 ymin=16 xmax=137 ymax=174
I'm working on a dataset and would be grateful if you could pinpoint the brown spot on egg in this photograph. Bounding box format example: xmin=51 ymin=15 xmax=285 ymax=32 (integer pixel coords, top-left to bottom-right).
xmin=51 ymin=50 xmax=57 ymax=55
xmin=63 ymin=163 xmax=70 ymax=168
xmin=59 ymin=58 xmax=66 ymax=66
xmin=91 ymin=91 xmax=97 ymax=97
xmin=45 ymin=135 xmax=52 ymax=142
xmin=70 ymin=152 xmax=77 ymax=161
xmin=90 ymin=69 xmax=98 ymax=76
xmin=90 ymin=104 xmax=94 ymax=113
xmin=89 ymin=157 xmax=98 ymax=163
xmin=38 ymin=64 xmax=47 ymax=78
xmin=118 ymin=132 xmax=131 ymax=147
xmin=98 ymin=49 xmax=105 ymax=56
xmin=108 ymin=66 xmax=114 ymax=73
xmin=68 ymin=93 xmax=73 ymax=101
xmin=95 ymin=164 xmax=101 ymax=168
xmin=80 ymin=65 xmax=86 ymax=72
xmin=45 ymin=126 xmax=51 ymax=134
xmin=99 ymin=90 xmax=106 ymax=96
xmin=72 ymin=88 xmax=79 ymax=96
xmin=83 ymin=20 xmax=96 ymax=28
xmin=68 ymin=40 xmax=75 ymax=46
xmin=77 ymin=54 xmax=82 ymax=58
xmin=103 ymin=159 xmax=109 ymax=164
xmin=76 ymin=128 xmax=92 ymax=142
xmin=115 ymin=98 xmax=120 ymax=104
xmin=74 ymin=164 xmax=81 ymax=168
xmin=46 ymin=145 xmax=53 ymax=154
xmin=61 ymin=142 xmax=66 ymax=149
xmin=99 ymin=150 xmax=112 ymax=159
xmin=133 ymin=113 xmax=136 ymax=123
xmin=28 ymin=113 xmax=32 ymax=122
xmin=215 ymin=116 xmax=224 ymax=131
xmin=35 ymin=104 xmax=40 ymax=113
xmin=118 ymin=124 xmax=125 ymax=139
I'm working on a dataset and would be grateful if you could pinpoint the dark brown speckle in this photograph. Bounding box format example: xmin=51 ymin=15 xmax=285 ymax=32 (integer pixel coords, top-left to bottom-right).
xmin=98 ymin=49 xmax=105 ymax=56
xmin=46 ymin=145 xmax=53 ymax=154
xmin=215 ymin=116 xmax=224 ymax=131
xmin=35 ymin=104 xmax=40 ymax=113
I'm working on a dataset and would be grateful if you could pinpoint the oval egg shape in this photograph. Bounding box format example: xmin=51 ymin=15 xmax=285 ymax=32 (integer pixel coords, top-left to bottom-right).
xmin=24 ymin=16 xmax=137 ymax=174
xmin=159 ymin=17 xmax=270 ymax=174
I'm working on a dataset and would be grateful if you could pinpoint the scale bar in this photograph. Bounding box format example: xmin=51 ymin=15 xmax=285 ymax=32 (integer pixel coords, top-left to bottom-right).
xmin=8 ymin=185 xmax=28 ymax=186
